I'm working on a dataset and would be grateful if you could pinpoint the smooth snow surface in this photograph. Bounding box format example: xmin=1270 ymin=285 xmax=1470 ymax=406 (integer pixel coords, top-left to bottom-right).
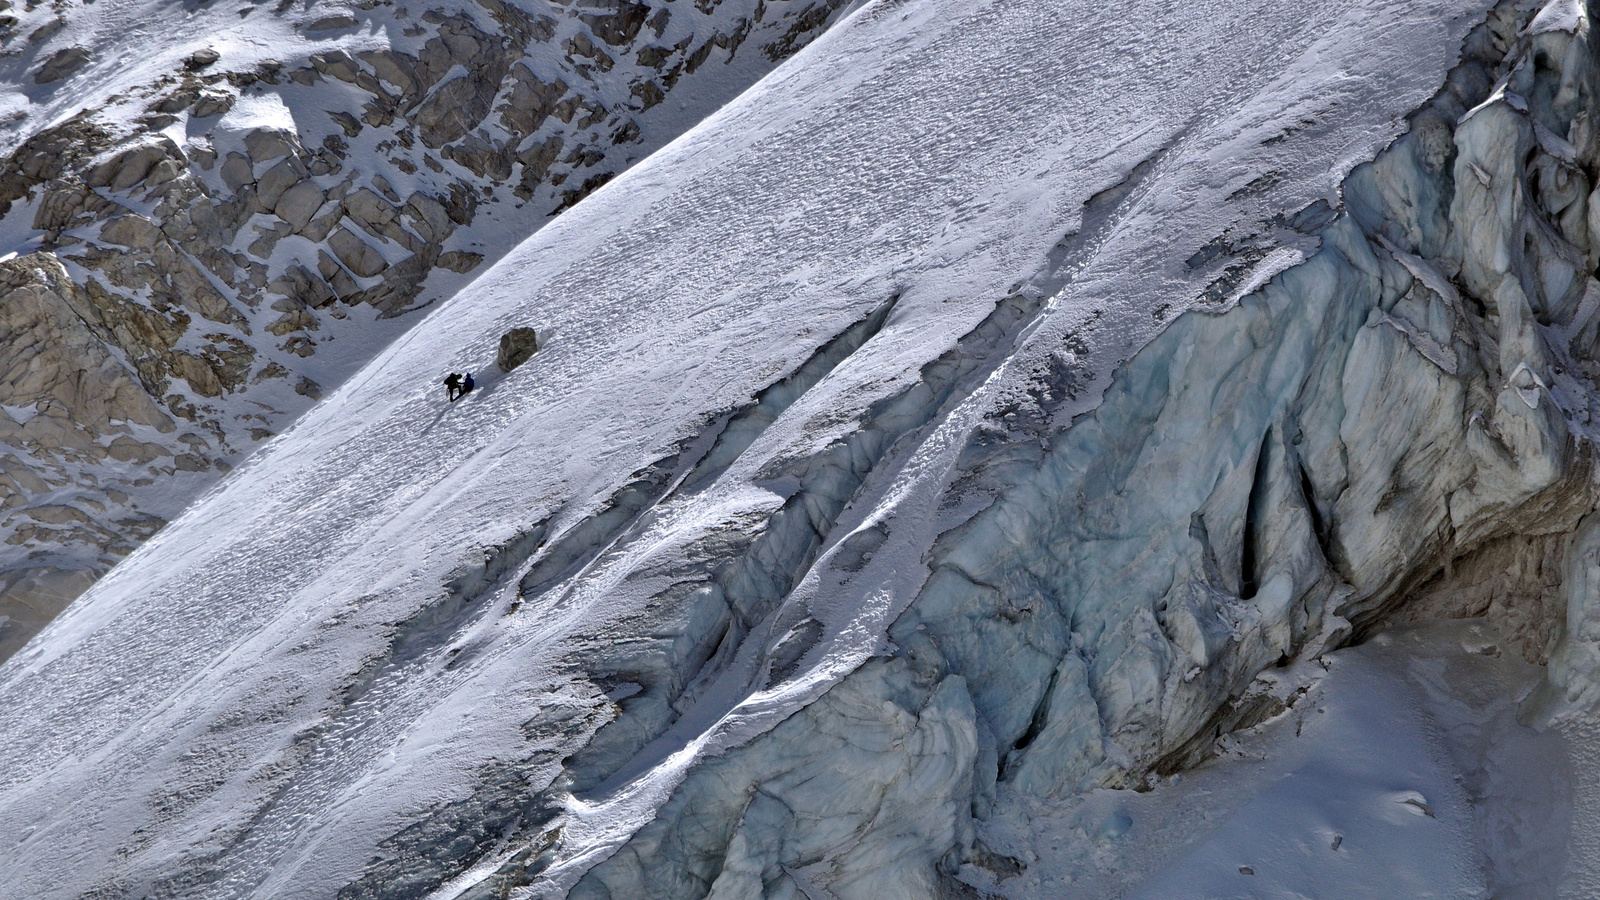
xmin=980 ymin=620 xmax=1571 ymax=900
xmin=0 ymin=0 xmax=1504 ymax=895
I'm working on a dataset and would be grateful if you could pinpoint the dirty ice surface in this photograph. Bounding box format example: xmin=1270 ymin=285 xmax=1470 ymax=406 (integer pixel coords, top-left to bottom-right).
xmin=0 ymin=0 xmax=1499 ymax=896
xmin=973 ymin=620 xmax=1576 ymax=899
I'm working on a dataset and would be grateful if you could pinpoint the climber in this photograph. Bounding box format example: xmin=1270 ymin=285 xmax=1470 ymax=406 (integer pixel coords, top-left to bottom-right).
xmin=443 ymin=372 xmax=463 ymax=401
xmin=454 ymin=372 xmax=476 ymax=402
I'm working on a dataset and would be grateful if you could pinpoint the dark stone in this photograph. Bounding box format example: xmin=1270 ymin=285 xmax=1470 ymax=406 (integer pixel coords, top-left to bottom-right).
xmin=184 ymin=48 xmax=220 ymax=71
xmin=497 ymin=327 xmax=539 ymax=372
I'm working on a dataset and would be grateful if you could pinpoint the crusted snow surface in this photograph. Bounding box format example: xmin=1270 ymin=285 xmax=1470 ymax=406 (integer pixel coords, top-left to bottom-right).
xmin=0 ymin=0 xmax=1513 ymax=896
xmin=0 ymin=0 xmax=855 ymax=665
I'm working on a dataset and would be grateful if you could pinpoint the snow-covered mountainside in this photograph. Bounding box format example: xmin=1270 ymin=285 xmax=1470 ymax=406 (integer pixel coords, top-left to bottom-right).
xmin=10 ymin=0 xmax=1600 ymax=897
xmin=0 ymin=0 xmax=849 ymax=661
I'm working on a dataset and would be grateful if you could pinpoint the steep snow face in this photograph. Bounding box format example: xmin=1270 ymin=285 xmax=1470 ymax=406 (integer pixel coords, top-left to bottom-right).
xmin=0 ymin=0 xmax=848 ymax=660
xmin=5 ymin=0 xmax=1592 ymax=897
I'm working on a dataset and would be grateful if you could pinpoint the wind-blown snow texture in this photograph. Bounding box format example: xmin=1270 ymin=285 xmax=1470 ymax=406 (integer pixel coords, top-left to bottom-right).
xmin=0 ymin=0 xmax=849 ymax=661
xmin=10 ymin=0 xmax=1600 ymax=897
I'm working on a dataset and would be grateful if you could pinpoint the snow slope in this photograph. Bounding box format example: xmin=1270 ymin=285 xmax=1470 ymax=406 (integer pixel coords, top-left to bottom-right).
xmin=0 ymin=0 xmax=851 ymax=661
xmin=0 ymin=0 xmax=1584 ymax=896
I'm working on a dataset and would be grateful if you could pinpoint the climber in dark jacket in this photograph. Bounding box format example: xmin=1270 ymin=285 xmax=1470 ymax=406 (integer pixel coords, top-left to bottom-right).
xmin=443 ymin=372 xmax=463 ymax=401
xmin=454 ymin=372 xmax=475 ymax=402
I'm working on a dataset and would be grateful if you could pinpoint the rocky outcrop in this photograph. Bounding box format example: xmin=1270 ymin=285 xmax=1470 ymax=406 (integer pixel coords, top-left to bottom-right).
xmin=0 ymin=0 xmax=851 ymax=659
xmin=0 ymin=567 xmax=94 ymax=663
xmin=33 ymin=46 xmax=88 ymax=84
xmin=498 ymin=326 xmax=540 ymax=371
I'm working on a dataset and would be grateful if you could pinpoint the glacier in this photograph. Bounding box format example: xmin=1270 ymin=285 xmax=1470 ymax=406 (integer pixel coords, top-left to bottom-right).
xmin=5 ymin=0 xmax=1600 ymax=897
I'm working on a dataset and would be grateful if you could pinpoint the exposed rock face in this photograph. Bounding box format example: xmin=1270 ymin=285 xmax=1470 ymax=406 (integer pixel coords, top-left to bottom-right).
xmin=0 ymin=252 xmax=199 ymax=641
xmin=33 ymin=45 xmax=88 ymax=84
xmin=498 ymin=326 xmax=540 ymax=371
xmin=0 ymin=567 xmax=94 ymax=663
xmin=0 ymin=0 xmax=851 ymax=659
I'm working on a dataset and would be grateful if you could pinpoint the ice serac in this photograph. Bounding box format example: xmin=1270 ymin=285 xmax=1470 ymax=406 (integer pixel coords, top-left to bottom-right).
xmin=567 ymin=2 xmax=1600 ymax=897
xmin=6 ymin=0 xmax=1600 ymax=897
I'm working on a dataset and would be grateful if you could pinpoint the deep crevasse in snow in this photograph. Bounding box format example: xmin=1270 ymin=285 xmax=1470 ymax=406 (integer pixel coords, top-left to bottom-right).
xmin=7 ymin=0 xmax=1600 ymax=897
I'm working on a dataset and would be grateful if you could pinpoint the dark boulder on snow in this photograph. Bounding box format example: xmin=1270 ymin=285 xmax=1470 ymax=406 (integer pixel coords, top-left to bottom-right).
xmin=497 ymin=327 xmax=539 ymax=372
xmin=34 ymin=46 xmax=90 ymax=84
xmin=183 ymin=48 xmax=220 ymax=71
